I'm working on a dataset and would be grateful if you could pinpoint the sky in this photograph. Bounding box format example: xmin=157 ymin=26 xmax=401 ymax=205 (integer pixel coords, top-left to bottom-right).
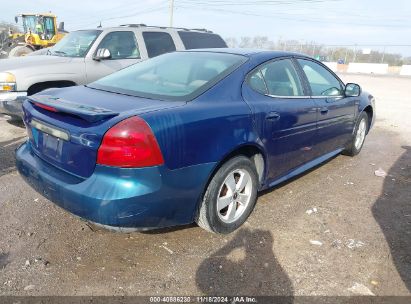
xmin=1 ymin=0 xmax=411 ymax=55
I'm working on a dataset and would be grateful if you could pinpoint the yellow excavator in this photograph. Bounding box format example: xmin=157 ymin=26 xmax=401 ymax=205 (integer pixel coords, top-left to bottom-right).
xmin=1 ymin=13 xmax=67 ymax=58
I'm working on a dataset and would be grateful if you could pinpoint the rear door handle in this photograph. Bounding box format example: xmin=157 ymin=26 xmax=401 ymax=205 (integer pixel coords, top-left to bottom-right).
xmin=266 ymin=112 xmax=281 ymax=121
xmin=320 ymin=107 xmax=329 ymax=115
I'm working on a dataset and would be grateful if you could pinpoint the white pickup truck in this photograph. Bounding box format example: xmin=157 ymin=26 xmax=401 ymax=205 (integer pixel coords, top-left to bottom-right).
xmin=0 ymin=24 xmax=227 ymax=119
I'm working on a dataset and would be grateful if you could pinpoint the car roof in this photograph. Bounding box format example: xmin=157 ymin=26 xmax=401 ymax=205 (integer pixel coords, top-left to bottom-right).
xmin=183 ymin=48 xmax=305 ymax=58
xmin=81 ymin=25 xmax=215 ymax=34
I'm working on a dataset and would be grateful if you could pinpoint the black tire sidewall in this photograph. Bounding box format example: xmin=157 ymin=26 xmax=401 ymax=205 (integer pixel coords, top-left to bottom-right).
xmin=204 ymin=156 xmax=258 ymax=234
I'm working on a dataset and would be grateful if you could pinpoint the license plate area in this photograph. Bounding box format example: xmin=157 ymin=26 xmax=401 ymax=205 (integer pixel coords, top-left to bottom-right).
xmin=31 ymin=119 xmax=70 ymax=141
xmin=30 ymin=119 xmax=69 ymax=163
xmin=42 ymin=133 xmax=63 ymax=161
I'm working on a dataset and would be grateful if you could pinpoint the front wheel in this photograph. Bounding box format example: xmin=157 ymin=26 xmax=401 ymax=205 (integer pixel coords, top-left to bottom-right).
xmin=343 ymin=112 xmax=369 ymax=156
xmin=196 ymin=156 xmax=258 ymax=234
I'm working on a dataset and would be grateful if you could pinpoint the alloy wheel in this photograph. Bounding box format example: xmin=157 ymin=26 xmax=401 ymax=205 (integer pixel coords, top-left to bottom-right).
xmin=355 ymin=118 xmax=367 ymax=150
xmin=216 ymin=169 xmax=253 ymax=223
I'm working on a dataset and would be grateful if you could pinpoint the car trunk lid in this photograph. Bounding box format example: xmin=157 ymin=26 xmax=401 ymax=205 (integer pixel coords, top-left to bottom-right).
xmin=23 ymin=86 xmax=184 ymax=178
xmin=28 ymin=95 xmax=119 ymax=123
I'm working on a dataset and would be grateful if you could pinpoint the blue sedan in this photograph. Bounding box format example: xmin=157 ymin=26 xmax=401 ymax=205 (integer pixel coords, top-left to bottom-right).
xmin=16 ymin=49 xmax=375 ymax=234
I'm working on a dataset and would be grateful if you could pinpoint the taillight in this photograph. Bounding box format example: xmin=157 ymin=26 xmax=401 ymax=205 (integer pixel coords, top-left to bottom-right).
xmin=97 ymin=116 xmax=164 ymax=168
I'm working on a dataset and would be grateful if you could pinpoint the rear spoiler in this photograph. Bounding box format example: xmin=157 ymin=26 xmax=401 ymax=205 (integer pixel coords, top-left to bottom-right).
xmin=28 ymin=95 xmax=119 ymax=123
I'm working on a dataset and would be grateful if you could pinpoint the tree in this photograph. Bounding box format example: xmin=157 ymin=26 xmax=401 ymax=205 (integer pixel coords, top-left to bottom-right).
xmin=252 ymin=36 xmax=270 ymax=49
xmin=225 ymin=37 xmax=238 ymax=48
xmin=224 ymin=35 xmax=410 ymax=65
xmin=239 ymin=37 xmax=252 ymax=48
xmin=0 ymin=21 xmax=20 ymax=34
xmin=0 ymin=21 xmax=20 ymax=53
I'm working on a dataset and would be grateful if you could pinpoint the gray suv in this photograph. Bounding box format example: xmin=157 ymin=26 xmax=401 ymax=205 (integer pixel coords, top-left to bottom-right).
xmin=0 ymin=24 xmax=227 ymax=118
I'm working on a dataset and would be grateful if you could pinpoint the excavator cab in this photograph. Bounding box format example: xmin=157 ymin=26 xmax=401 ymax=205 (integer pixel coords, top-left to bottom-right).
xmin=16 ymin=13 xmax=65 ymax=45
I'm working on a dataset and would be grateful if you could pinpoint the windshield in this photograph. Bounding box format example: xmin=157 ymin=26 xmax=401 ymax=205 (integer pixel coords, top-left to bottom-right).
xmin=21 ymin=15 xmax=55 ymax=39
xmin=89 ymin=51 xmax=247 ymax=101
xmin=50 ymin=30 xmax=101 ymax=58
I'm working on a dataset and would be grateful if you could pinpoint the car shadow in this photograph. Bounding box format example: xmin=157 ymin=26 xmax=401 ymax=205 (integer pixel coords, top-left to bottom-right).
xmin=0 ymin=137 xmax=26 ymax=177
xmin=0 ymin=252 xmax=10 ymax=270
xmin=6 ymin=118 xmax=25 ymax=128
xmin=0 ymin=114 xmax=25 ymax=128
xmin=196 ymin=228 xmax=293 ymax=301
xmin=258 ymin=153 xmax=339 ymax=196
xmin=6 ymin=119 xmax=25 ymax=128
xmin=372 ymin=145 xmax=411 ymax=291
xmin=139 ymin=223 xmax=198 ymax=235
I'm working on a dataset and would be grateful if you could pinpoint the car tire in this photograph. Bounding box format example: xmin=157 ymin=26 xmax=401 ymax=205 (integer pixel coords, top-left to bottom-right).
xmin=196 ymin=155 xmax=258 ymax=234
xmin=343 ymin=112 xmax=369 ymax=157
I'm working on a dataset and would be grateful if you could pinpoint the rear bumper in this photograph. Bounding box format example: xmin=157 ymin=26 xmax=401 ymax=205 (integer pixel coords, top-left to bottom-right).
xmin=0 ymin=91 xmax=27 ymax=118
xmin=16 ymin=142 xmax=215 ymax=229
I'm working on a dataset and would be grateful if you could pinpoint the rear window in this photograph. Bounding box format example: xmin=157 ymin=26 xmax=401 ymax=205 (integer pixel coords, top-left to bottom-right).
xmin=143 ymin=31 xmax=176 ymax=58
xmin=178 ymin=31 xmax=227 ymax=49
xmin=89 ymin=51 xmax=247 ymax=102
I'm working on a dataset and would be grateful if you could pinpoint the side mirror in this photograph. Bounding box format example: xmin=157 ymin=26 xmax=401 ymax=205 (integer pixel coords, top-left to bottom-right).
xmin=93 ymin=48 xmax=111 ymax=61
xmin=14 ymin=16 xmax=18 ymax=23
xmin=345 ymin=83 xmax=361 ymax=97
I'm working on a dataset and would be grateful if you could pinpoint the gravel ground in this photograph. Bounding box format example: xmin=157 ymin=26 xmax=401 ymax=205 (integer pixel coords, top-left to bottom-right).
xmin=0 ymin=74 xmax=410 ymax=296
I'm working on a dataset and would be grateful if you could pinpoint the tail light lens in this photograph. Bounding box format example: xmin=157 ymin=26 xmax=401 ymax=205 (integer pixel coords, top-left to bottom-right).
xmin=97 ymin=116 xmax=164 ymax=168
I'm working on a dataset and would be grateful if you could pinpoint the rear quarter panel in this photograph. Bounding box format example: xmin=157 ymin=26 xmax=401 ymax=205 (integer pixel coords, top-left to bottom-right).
xmin=357 ymin=90 xmax=376 ymax=128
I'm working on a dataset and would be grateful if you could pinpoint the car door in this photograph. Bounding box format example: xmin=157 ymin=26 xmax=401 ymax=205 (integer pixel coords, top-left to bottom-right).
xmin=295 ymin=58 xmax=356 ymax=156
xmin=242 ymin=58 xmax=318 ymax=182
xmin=85 ymin=31 xmax=142 ymax=83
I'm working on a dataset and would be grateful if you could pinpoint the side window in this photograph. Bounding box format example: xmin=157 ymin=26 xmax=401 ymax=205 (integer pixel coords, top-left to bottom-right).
xmin=247 ymin=70 xmax=267 ymax=94
xmin=297 ymin=59 xmax=343 ymax=96
xmin=43 ymin=17 xmax=55 ymax=37
xmin=257 ymin=59 xmax=304 ymax=96
xmin=97 ymin=31 xmax=140 ymax=59
xmin=142 ymin=32 xmax=176 ymax=58
xmin=178 ymin=31 xmax=227 ymax=49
